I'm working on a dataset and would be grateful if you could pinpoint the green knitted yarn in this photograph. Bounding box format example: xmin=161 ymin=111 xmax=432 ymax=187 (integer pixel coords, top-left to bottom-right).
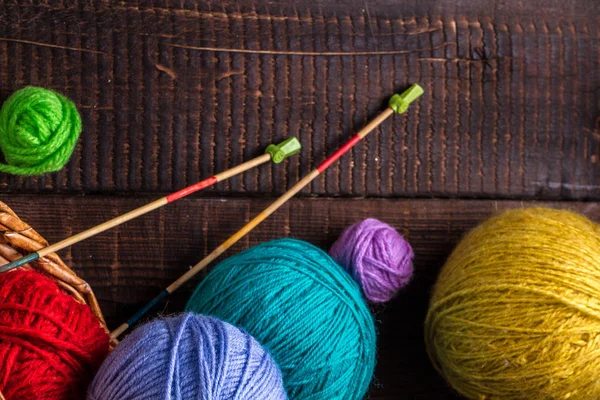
xmin=0 ymin=87 xmax=81 ymax=175
xmin=186 ymin=238 xmax=376 ymax=400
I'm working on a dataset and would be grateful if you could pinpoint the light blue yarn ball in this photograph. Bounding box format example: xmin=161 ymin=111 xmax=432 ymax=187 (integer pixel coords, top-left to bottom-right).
xmin=186 ymin=239 xmax=377 ymax=400
xmin=88 ymin=313 xmax=287 ymax=400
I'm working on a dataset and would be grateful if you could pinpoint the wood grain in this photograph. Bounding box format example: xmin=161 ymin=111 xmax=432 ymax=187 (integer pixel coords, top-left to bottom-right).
xmin=2 ymin=194 xmax=599 ymax=399
xmin=0 ymin=0 xmax=598 ymax=199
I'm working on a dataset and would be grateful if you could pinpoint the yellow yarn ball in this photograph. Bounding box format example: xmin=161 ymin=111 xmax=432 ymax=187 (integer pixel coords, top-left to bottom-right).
xmin=425 ymin=208 xmax=600 ymax=400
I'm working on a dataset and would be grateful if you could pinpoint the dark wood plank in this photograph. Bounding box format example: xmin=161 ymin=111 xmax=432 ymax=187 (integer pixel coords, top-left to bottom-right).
xmin=1 ymin=194 xmax=599 ymax=399
xmin=0 ymin=0 xmax=598 ymax=199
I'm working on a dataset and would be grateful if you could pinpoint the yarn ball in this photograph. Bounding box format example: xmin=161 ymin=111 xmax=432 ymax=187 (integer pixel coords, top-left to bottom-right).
xmin=329 ymin=218 xmax=414 ymax=302
xmin=89 ymin=313 xmax=286 ymax=400
xmin=425 ymin=208 xmax=600 ymax=400
xmin=0 ymin=269 xmax=109 ymax=399
xmin=186 ymin=238 xmax=376 ymax=400
xmin=0 ymin=86 xmax=82 ymax=175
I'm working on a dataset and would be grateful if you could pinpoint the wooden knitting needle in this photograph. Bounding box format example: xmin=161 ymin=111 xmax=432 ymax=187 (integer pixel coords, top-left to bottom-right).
xmin=111 ymin=84 xmax=423 ymax=339
xmin=0 ymin=138 xmax=301 ymax=274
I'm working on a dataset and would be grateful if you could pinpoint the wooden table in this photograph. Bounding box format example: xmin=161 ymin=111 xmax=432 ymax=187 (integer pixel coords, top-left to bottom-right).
xmin=0 ymin=0 xmax=598 ymax=398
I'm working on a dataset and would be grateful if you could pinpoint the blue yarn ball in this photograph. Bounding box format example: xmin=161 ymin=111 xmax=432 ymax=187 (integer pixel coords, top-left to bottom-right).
xmin=88 ymin=313 xmax=287 ymax=400
xmin=185 ymin=239 xmax=376 ymax=400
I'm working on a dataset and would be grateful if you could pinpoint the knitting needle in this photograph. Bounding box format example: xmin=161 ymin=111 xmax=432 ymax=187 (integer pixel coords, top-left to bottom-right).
xmin=0 ymin=138 xmax=301 ymax=274
xmin=111 ymin=84 xmax=423 ymax=339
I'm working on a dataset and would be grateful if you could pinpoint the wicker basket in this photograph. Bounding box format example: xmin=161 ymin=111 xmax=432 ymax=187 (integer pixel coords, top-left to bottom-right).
xmin=0 ymin=200 xmax=108 ymax=332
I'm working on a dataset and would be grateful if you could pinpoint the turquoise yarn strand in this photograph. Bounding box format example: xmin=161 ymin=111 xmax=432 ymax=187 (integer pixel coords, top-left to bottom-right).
xmin=186 ymin=238 xmax=376 ymax=400
xmin=0 ymin=87 xmax=82 ymax=175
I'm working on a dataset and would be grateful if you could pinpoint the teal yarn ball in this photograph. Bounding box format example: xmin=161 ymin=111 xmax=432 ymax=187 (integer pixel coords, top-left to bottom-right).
xmin=186 ymin=239 xmax=376 ymax=400
xmin=0 ymin=86 xmax=82 ymax=175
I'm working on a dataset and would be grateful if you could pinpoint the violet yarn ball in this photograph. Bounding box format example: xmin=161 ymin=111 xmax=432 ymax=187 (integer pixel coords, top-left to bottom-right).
xmin=329 ymin=218 xmax=414 ymax=303
xmin=88 ymin=313 xmax=287 ymax=400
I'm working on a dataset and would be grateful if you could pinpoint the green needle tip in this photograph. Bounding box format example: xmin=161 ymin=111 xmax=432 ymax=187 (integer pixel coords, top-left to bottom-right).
xmin=265 ymin=137 xmax=302 ymax=163
xmin=389 ymin=83 xmax=424 ymax=114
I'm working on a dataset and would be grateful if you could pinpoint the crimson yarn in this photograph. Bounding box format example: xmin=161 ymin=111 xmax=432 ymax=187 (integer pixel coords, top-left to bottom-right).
xmin=0 ymin=269 xmax=109 ymax=400
xmin=329 ymin=218 xmax=414 ymax=303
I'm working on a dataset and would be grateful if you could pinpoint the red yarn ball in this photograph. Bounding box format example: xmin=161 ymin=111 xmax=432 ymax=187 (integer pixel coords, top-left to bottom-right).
xmin=0 ymin=269 xmax=109 ymax=399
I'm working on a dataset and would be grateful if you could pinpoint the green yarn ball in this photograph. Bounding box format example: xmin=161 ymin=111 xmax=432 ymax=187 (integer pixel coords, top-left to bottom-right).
xmin=0 ymin=87 xmax=82 ymax=175
xmin=186 ymin=238 xmax=376 ymax=400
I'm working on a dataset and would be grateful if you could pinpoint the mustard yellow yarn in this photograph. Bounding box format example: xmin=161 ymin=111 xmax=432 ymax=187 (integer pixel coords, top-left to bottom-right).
xmin=425 ymin=208 xmax=600 ymax=400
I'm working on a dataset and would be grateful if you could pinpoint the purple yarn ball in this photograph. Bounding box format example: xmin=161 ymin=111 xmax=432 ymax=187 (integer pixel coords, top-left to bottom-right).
xmin=329 ymin=218 xmax=414 ymax=303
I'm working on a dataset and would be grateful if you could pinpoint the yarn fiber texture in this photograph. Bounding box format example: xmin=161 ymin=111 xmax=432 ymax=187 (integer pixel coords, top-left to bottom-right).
xmin=0 ymin=86 xmax=81 ymax=175
xmin=0 ymin=269 xmax=109 ymax=400
xmin=186 ymin=238 xmax=376 ymax=400
xmin=329 ymin=218 xmax=414 ymax=303
xmin=425 ymin=208 xmax=600 ymax=400
xmin=89 ymin=313 xmax=286 ymax=400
